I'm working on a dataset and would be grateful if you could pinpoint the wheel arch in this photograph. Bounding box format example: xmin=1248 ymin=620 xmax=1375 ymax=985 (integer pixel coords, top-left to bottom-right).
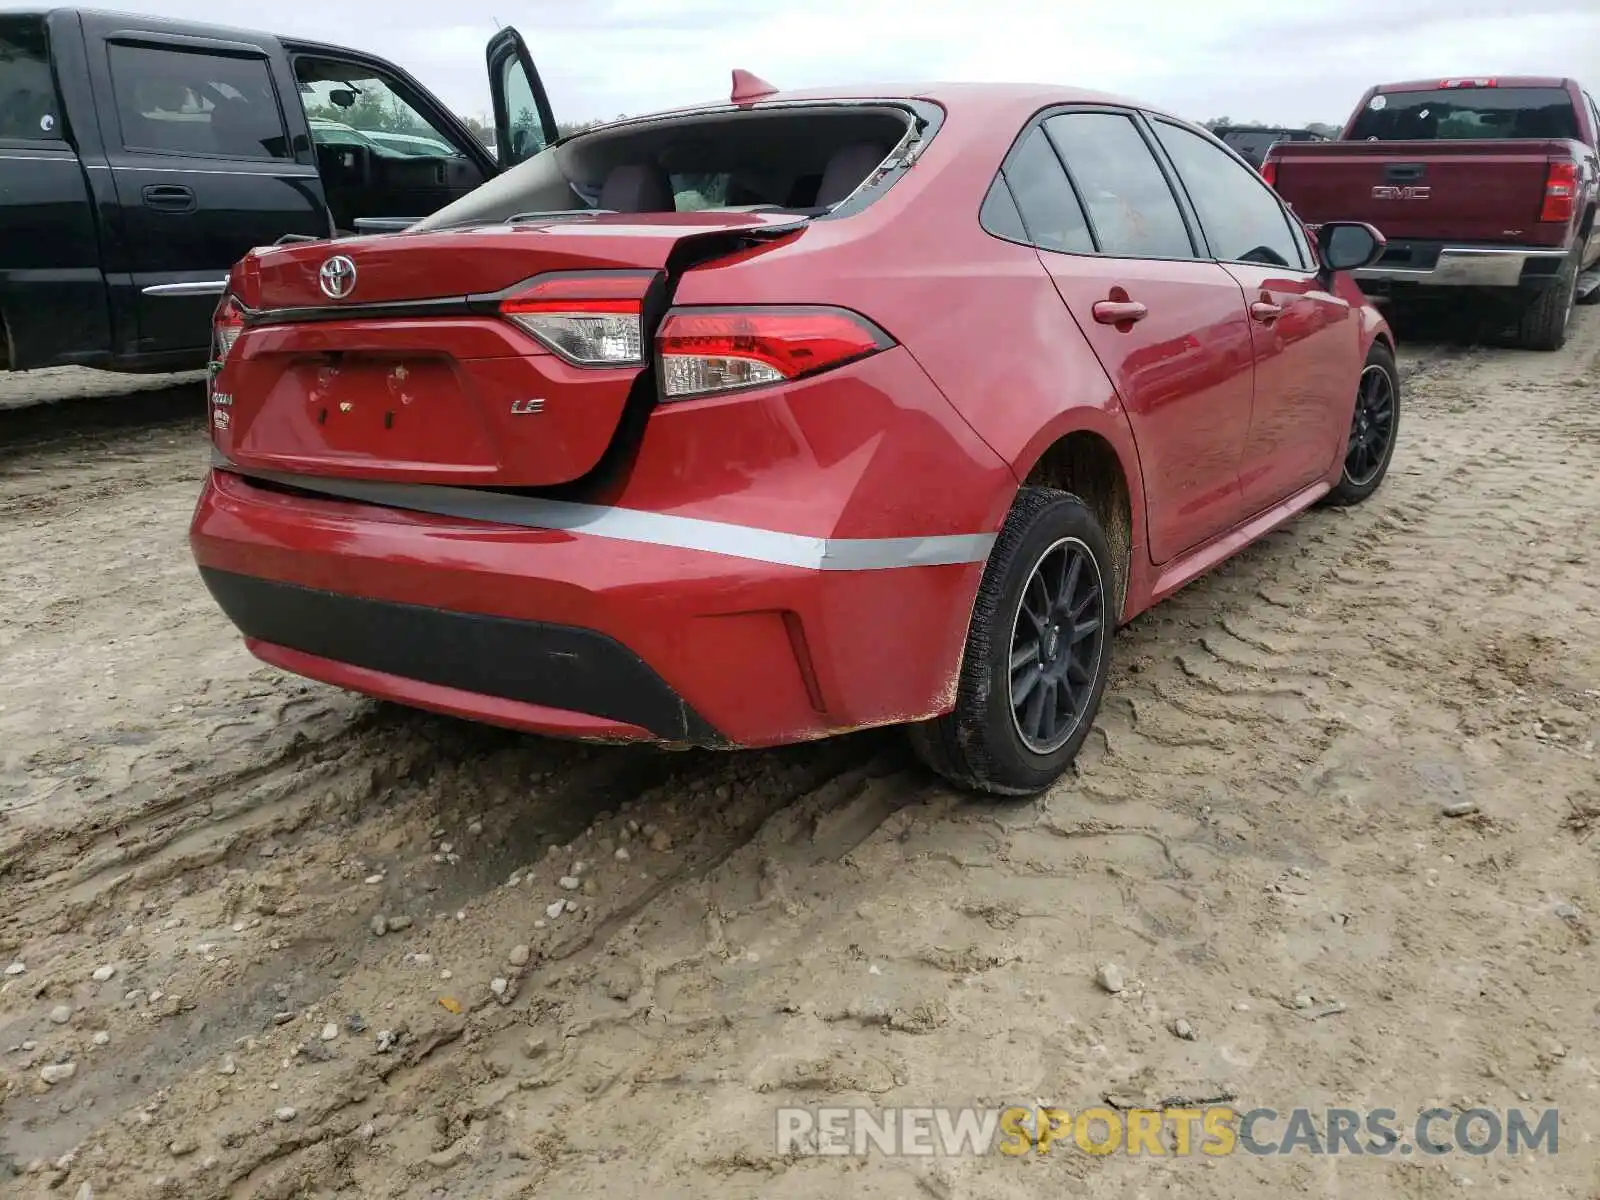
xmin=1358 ymin=302 xmax=1396 ymax=361
xmin=1008 ymin=414 xmax=1142 ymax=623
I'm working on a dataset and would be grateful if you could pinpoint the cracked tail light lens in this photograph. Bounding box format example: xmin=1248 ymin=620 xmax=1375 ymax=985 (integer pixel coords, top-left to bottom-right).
xmin=212 ymin=294 xmax=244 ymax=364
xmin=499 ymin=274 xmax=650 ymax=366
xmin=657 ymin=307 xmax=894 ymax=401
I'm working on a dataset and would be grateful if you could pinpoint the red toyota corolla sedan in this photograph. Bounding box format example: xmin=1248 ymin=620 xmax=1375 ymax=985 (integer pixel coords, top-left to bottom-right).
xmin=191 ymin=77 xmax=1398 ymax=795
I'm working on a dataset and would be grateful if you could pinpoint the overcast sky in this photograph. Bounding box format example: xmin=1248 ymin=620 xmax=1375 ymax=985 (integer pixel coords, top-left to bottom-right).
xmin=14 ymin=0 xmax=1600 ymax=126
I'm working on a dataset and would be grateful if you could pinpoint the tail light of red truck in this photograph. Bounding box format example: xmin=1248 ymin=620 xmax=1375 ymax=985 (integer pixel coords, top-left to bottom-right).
xmin=1540 ymin=161 xmax=1578 ymax=223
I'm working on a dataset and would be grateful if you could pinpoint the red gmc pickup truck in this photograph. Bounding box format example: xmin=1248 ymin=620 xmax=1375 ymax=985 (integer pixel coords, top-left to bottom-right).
xmin=1264 ymin=77 xmax=1600 ymax=350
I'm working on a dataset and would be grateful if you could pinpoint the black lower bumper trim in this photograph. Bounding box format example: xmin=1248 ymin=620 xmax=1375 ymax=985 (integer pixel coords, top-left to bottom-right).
xmin=198 ymin=568 xmax=723 ymax=744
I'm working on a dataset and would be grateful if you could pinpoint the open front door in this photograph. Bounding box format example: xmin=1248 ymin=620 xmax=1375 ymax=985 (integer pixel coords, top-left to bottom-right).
xmin=486 ymin=27 xmax=558 ymax=168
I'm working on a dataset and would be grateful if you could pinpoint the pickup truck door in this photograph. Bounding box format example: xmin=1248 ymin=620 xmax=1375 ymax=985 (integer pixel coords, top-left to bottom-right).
xmin=0 ymin=12 xmax=112 ymax=369
xmin=1149 ymin=117 xmax=1359 ymax=513
xmin=485 ymin=28 xmax=559 ymax=169
xmin=284 ymin=47 xmax=498 ymax=233
xmin=78 ymin=13 xmax=330 ymax=359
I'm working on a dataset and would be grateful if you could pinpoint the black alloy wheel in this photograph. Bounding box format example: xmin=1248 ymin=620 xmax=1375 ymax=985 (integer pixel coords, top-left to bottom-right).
xmin=909 ymin=487 xmax=1117 ymax=796
xmin=1008 ymin=537 xmax=1105 ymax=754
xmin=1345 ymin=362 xmax=1396 ymax=488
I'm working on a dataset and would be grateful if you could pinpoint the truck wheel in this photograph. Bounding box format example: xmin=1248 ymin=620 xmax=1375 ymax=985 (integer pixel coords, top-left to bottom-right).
xmin=909 ymin=487 xmax=1114 ymax=796
xmin=1515 ymin=251 xmax=1579 ymax=350
xmin=1324 ymin=341 xmax=1400 ymax=507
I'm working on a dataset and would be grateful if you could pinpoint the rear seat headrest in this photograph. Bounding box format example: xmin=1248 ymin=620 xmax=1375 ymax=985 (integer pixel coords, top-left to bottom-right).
xmin=599 ymin=163 xmax=675 ymax=213
xmin=816 ymin=142 xmax=891 ymax=208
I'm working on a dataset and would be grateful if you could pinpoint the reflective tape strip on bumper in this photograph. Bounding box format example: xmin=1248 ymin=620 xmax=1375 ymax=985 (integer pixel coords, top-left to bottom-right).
xmin=211 ymin=453 xmax=997 ymax=572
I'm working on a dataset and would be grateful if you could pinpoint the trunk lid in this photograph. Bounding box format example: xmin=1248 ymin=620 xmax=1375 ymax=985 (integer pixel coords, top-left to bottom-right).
xmin=213 ymin=213 xmax=804 ymax=488
xmin=1269 ymin=139 xmax=1573 ymax=245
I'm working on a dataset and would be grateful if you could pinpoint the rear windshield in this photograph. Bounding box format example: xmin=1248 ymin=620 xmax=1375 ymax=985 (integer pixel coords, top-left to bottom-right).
xmin=414 ymin=103 xmax=921 ymax=231
xmin=1348 ymin=87 xmax=1580 ymax=141
xmin=0 ymin=15 xmax=62 ymax=141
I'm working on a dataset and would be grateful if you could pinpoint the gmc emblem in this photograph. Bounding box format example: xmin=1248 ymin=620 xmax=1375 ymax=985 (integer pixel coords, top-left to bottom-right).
xmin=1371 ymin=185 xmax=1431 ymax=200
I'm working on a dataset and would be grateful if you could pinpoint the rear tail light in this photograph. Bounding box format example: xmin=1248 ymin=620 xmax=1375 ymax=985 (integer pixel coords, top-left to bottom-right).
xmin=1540 ymin=161 xmax=1578 ymax=222
xmin=656 ymin=307 xmax=894 ymax=401
xmin=212 ymin=294 xmax=245 ymax=365
xmin=1260 ymin=157 xmax=1278 ymax=188
xmin=1440 ymin=78 xmax=1496 ymax=88
xmin=499 ymin=272 xmax=652 ymax=366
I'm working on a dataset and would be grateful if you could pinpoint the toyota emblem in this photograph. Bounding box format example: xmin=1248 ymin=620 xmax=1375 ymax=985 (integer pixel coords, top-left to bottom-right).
xmin=318 ymin=255 xmax=357 ymax=300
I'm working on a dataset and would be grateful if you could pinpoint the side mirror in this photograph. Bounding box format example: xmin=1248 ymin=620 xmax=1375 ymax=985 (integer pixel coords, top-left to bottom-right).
xmin=1318 ymin=221 xmax=1386 ymax=273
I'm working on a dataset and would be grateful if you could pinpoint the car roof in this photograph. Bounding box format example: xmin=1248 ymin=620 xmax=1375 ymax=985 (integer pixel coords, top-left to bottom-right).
xmin=587 ymin=80 xmax=1194 ymax=134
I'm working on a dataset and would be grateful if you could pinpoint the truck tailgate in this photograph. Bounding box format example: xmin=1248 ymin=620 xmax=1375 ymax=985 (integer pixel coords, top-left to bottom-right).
xmin=1270 ymin=139 xmax=1570 ymax=246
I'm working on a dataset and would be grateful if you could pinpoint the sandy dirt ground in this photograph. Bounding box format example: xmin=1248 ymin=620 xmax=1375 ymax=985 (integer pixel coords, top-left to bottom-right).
xmin=1 ymin=315 xmax=1598 ymax=1199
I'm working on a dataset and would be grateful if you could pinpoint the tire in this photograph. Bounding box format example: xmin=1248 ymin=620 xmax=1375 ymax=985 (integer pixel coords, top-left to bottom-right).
xmin=910 ymin=487 xmax=1115 ymax=796
xmin=1577 ymin=213 xmax=1599 ymax=305
xmin=1324 ymin=340 xmax=1400 ymax=508
xmin=1514 ymin=249 xmax=1579 ymax=350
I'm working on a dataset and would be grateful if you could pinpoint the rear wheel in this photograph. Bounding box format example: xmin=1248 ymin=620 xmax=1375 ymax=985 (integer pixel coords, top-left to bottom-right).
xmin=910 ymin=488 xmax=1115 ymax=796
xmin=1324 ymin=341 xmax=1400 ymax=508
xmin=1515 ymin=250 xmax=1579 ymax=350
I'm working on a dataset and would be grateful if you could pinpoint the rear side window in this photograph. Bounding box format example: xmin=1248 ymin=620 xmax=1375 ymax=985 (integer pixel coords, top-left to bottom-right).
xmin=996 ymin=126 xmax=1093 ymax=253
xmin=108 ymin=43 xmax=291 ymax=160
xmin=1153 ymin=120 xmax=1306 ymax=269
xmin=1348 ymin=86 xmax=1580 ymax=141
xmin=0 ymin=16 xmax=62 ymax=141
xmin=1043 ymin=113 xmax=1195 ymax=259
xmin=978 ymin=175 xmax=1028 ymax=242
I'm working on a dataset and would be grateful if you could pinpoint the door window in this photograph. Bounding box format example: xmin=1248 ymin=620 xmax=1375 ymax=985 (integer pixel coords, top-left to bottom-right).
xmin=1043 ymin=113 xmax=1195 ymax=259
xmin=0 ymin=15 xmax=62 ymax=140
xmin=107 ymin=43 xmax=290 ymax=159
xmin=993 ymin=125 xmax=1093 ymax=253
xmin=296 ymin=60 xmax=467 ymax=159
xmin=496 ymin=54 xmax=550 ymax=164
xmin=1152 ymin=119 xmax=1307 ymax=269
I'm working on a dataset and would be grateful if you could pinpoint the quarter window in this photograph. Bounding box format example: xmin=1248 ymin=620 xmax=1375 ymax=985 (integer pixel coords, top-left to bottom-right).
xmin=998 ymin=126 xmax=1093 ymax=253
xmin=0 ymin=16 xmax=62 ymax=141
xmin=108 ymin=43 xmax=290 ymax=160
xmin=1043 ymin=113 xmax=1195 ymax=259
xmin=1152 ymin=119 xmax=1306 ymax=268
xmin=978 ymin=174 xmax=1028 ymax=243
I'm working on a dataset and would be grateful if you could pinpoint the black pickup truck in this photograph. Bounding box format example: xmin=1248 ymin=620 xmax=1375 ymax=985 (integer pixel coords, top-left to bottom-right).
xmin=1211 ymin=125 xmax=1330 ymax=170
xmin=0 ymin=8 xmax=558 ymax=373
